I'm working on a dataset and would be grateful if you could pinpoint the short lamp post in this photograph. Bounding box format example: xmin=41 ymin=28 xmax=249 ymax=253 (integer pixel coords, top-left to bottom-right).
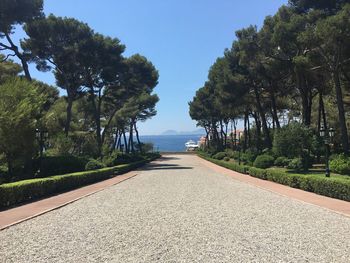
xmin=319 ymin=126 xmax=335 ymax=177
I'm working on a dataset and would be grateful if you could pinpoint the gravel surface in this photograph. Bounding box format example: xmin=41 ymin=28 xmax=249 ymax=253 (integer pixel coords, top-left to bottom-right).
xmin=1 ymin=154 xmax=350 ymax=263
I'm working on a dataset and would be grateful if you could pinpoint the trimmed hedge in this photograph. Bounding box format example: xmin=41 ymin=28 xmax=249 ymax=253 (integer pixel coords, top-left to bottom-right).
xmin=0 ymin=154 xmax=160 ymax=209
xmin=198 ymin=153 xmax=350 ymax=202
xmin=248 ymin=167 xmax=267 ymax=180
xmin=198 ymin=152 xmax=249 ymax=174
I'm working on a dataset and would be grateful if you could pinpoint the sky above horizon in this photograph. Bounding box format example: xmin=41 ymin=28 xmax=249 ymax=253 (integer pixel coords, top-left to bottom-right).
xmin=14 ymin=0 xmax=287 ymax=135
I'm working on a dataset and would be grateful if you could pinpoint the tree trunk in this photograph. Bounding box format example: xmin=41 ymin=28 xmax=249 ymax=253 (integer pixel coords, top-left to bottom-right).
xmin=270 ymin=90 xmax=280 ymax=129
xmin=129 ymin=122 xmax=134 ymax=153
xmin=333 ymin=71 xmax=349 ymax=154
xmin=134 ymin=122 xmax=142 ymax=152
xmin=243 ymin=111 xmax=248 ymax=152
xmin=254 ymin=86 xmax=272 ymax=148
xmin=4 ymin=33 xmax=32 ymax=81
xmin=65 ymin=93 xmax=73 ymax=136
xmin=252 ymin=112 xmax=262 ymax=152
xmin=123 ymin=131 xmax=128 ymax=153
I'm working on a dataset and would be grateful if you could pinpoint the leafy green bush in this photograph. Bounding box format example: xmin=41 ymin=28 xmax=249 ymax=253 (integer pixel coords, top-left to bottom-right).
xmin=212 ymin=152 xmax=227 ymax=160
xmin=0 ymin=156 xmax=160 ymax=209
xmin=274 ymin=156 xmax=290 ymax=167
xmin=248 ymin=167 xmax=267 ymax=180
xmin=253 ymin=155 xmax=275 ymax=169
xmin=223 ymin=156 xmax=230 ymax=162
xmin=287 ymin=158 xmax=304 ymax=172
xmin=330 ymin=154 xmax=350 ymax=175
xmin=85 ymin=159 xmax=105 ymax=171
xmin=36 ymin=155 xmax=89 ymax=177
xmin=240 ymin=150 xmax=257 ymax=166
xmin=273 ymin=122 xmax=312 ymax=158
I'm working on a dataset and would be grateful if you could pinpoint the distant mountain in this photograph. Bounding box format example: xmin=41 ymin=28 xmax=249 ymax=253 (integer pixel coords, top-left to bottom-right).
xmin=161 ymin=129 xmax=205 ymax=135
xmin=161 ymin=130 xmax=178 ymax=135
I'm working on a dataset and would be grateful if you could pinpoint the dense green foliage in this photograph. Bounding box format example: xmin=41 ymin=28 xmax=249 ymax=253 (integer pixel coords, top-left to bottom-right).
xmin=330 ymin=154 xmax=350 ymax=175
xmin=272 ymin=123 xmax=312 ymax=159
xmin=212 ymin=152 xmax=227 ymax=160
xmin=37 ymin=156 xmax=89 ymax=177
xmin=253 ymin=155 xmax=275 ymax=169
xmin=274 ymin=157 xmax=290 ymax=167
xmin=85 ymin=159 xmax=106 ymax=171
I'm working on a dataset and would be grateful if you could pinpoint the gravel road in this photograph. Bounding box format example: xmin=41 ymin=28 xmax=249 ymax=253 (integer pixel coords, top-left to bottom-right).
xmin=1 ymin=155 xmax=350 ymax=262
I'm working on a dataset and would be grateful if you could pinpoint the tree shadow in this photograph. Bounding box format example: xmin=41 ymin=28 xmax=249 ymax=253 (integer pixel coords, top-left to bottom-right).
xmin=140 ymin=163 xmax=193 ymax=171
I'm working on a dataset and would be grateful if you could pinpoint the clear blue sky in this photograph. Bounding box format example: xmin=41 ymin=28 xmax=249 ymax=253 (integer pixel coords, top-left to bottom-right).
xmin=16 ymin=0 xmax=288 ymax=135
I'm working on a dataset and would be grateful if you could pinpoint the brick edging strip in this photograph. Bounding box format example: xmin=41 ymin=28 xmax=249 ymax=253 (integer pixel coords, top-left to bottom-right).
xmin=0 ymin=172 xmax=138 ymax=231
xmin=197 ymin=156 xmax=350 ymax=218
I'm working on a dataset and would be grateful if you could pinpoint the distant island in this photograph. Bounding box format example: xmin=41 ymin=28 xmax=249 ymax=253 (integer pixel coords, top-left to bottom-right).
xmin=161 ymin=129 xmax=205 ymax=136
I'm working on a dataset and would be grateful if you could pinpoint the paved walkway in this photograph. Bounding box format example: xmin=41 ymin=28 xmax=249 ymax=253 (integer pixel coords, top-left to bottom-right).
xmin=1 ymin=155 xmax=350 ymax=262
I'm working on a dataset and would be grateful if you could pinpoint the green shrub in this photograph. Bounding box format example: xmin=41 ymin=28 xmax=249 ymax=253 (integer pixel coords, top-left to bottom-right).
xmin=253 ymin=155 xmax=275 ymax=169
xmin=248 ymin=167 xmax=267 ymax=180
xmin=273 ymin=122 xmax=312 ymax=159
xmin=223 ymin=157 xmax=230 ymax=162
xmin=212 ymin=152 xmax=227 ymax=160
xmin=36 ymin=156 xmax=89 ymax=177
xmin=274 ymin=156 xmax=290 ymax=167
xmin=85 ymin=159 xmax=105 ymax=171
xmin=330 ymin=154 xmax=350 ymax=175
xmin=240 ymin=150 xmax=257 ymax=165
xmin=287 ymin=158 xmax=304 ymax=172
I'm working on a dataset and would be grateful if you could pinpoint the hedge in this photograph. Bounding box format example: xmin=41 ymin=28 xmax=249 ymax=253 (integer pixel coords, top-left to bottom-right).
xmin=0 ymin=154 xmax=160 ymax=209
xmin=198 ymin=153 xmax=350 ymax=202
xmin=198 ymin=152 xmax=249 ymax=174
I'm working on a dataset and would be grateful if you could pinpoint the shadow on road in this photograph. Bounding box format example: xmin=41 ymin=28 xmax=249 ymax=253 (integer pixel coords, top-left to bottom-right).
xmin=157 ymin=156 xmax=181 ymax=161
xmin=140 ymin=163 xmax=193 ymax=171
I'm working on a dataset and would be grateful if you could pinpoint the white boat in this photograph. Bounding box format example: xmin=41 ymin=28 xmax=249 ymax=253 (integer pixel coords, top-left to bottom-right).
xmin=185 ymin=140 xmax=199 ymax=150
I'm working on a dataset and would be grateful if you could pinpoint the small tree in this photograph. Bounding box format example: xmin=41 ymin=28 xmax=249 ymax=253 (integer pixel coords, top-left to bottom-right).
xmin=0 ymin=78 xmax=44 ymax=179
xmin=272 ymin=122 xmax=312 ymax=158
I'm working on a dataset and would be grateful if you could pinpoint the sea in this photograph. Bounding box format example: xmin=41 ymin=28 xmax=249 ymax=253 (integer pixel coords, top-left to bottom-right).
xmin=139 ymin=134 xmax=203 ymax=152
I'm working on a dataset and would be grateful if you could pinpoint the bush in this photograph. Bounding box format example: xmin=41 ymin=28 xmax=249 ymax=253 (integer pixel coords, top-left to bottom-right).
xmin=0 ymin=156 xmax=160 ymax=209
xmin=85 ymin=159 xmax=105 ymax=171
xmin=273 ymin=122 xmax=312 ymax=159
xmin=240 ymin=150 xmax=257 ymax=166
xmin=287 ymin=158 xmax=304 ymax=172
xmin=330 ymin=154 xmax=350 ymax=175
xmin=36 ymin=155 xmax=89 ymax=177
xmin=274 ymin=156 xmax=290 ymax=167
xmin=212 ymin=152 xmax=227 ymax=160
xmin=248 ymin=167 xmax=267 ymax=180
xmin=253 ymin=155 xmax=275 ymax=169
xmin=223 ymin=156 xmax=230 ymax=162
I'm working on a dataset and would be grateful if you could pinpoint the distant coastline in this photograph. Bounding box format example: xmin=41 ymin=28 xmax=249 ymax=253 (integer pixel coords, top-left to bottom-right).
xmin=140 ymin=134 xmax=203 ymax=152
